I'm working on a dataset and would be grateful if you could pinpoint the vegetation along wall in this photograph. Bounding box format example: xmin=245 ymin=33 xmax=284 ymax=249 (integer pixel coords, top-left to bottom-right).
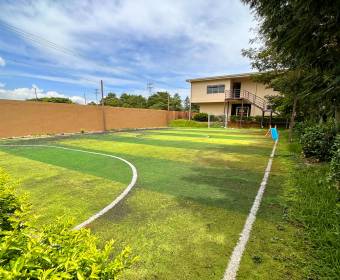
xmin=0 ymin=99 xmax=188 ymax=138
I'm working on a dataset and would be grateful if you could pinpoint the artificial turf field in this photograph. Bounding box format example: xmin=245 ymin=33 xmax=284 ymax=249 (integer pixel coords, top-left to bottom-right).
xmin=0 ymin=128 xmax=299 ymax=279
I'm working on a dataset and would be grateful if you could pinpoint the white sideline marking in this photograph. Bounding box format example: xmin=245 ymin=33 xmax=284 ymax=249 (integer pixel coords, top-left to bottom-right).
xmin=0 ymin=144 xmax=138 ymax=230
xmin=222 ymin=140 xmax=278 ymax=280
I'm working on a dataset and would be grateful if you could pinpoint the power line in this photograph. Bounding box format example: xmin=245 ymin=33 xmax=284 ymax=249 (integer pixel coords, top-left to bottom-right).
xmin=146 ymin=81 xmax=153 ymax=95
xmin=0 ymin=20 xmax=82 ymax=59
xmin=0 ymin=20 xmax=183 ymax=100
xmin=94 ymin=89 xmax=99 ymax=104
xmin=83 ymin=91 xmax=87 ymax=105
xmin=0 ymin=21 xmax=176 ymax=90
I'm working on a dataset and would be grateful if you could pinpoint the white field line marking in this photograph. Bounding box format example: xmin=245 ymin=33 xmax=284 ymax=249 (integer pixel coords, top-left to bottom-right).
xmin=0 ymin=144 xmax=138 ymax=230
xmin=222 ymin=140 xmax=278 ymax=280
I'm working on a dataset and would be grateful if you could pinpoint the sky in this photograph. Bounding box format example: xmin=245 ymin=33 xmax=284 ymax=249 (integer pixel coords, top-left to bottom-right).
xmin=0 ymin=0 xmax=257 ymax=104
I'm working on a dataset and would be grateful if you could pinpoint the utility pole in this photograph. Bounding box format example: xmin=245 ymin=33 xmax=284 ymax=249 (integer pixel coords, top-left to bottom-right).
xmin=189 ymin=86 xmax=192 ymax=120
xmin=147 ymin=81 xmax=153 ymax=95
xmin=167 ymin=92 xmax=170 ymax=111
xmin=83 ymin=91 xmax=87 ymax=105
xmin=100 ymin=80 xmax=106 ymax=131
xmin=34 ymin=87 xmax=38 ymax=100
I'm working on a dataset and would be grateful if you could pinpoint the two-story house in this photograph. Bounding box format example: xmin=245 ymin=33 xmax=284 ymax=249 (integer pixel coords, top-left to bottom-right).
xmin=186 ymin=72 xmax=279 ymax=119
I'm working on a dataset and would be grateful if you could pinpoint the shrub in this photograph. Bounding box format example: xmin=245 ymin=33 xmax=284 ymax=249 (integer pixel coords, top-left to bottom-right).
xmin=300 ymin=122 xmax=336 ymax=161
xmin=193 ymin=112 xmax=208 ymax=122
xmin=0 ymin=169 xmax=136 ymax=279
xmin=294 ymin=121 xmax=315 ymax=138
xmin=208 ymin=115 xmax=219 ymax=122
xmin=0 ymin=171 xmax=27 ymax=234
xmin=253 ymin=116 xmax=287 ymax=122
xmin=329 ymin=135 xmax=340 ymax=185
xmin=230 ymin=115 xmax=256 ymax=122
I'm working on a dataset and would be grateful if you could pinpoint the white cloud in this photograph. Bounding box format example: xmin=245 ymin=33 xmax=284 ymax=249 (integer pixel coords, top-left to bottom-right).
xmin=0 ymin=0 xmax=255 ymax=78
xmin=0 ymin=56 xmax=5 ymax=67
xmin=0 ymin=82 xmax=5 ymax=88
xmin=0 ymin=85 xmax=86 ymax=104
xmin=2 ymin=71 xmax=143 ymax=90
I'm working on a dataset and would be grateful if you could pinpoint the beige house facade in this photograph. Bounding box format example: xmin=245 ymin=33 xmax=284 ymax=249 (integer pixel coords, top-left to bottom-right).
xmin=187 ymin=72 xmax=279 ymax=118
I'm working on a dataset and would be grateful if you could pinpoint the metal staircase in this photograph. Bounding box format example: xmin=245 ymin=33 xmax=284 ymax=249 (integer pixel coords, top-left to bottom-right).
xmin=224 ymin=89 xmax=271 ymax=112
xmin=223 ymin=89 xmax=274 ymax=128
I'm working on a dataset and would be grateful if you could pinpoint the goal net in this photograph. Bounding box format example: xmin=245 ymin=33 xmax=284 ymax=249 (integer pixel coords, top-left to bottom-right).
xmin=207 ymin=114 xmax=227 ymax=128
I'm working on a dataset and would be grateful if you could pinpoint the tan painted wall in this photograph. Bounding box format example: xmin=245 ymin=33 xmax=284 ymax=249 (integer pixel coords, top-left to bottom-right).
xmin=199 ymin=103 xmax=228 ymax=116
xmin=239 ymin=77 xmax=278 ymax=98
xmin=190 ymin=76 xmax=278 ymax=104
xmin=199 ymin=101 xmax=269 ymax=117
xmin=0 ymin=100 xmax=187 ymax=138
xmin=199 ymin=102 xmax=256 ymax=117
xmin=190 ymin=75 xmax=279 ymax=117
xmin=191 ymin=79 xmax=230 ymax=103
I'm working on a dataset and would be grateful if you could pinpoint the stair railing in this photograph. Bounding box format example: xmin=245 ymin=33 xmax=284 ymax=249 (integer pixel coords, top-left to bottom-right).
xmin=225 ymin=89 xmax=269 ymax=111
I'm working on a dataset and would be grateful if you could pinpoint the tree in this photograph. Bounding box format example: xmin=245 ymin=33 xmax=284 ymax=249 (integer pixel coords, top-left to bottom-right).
xmin=170 ymin=93 xmax=183 ymax=111
xmin=242 ymin=0 xmax=340 ymax=138
xmin=120 ymin=93 xmax=147 ymax=108
xmin=87 ymin=101 xmax=97 ymax=105
xmin=101 ymin=92 xmax=121 ymax=107
xmin=184 ymin=96 xmax=199 ymax=113
xmin=184 ymin=96 xmax=190 ymax=111
xmin=27 ymin=97 xmax=73 ymax=104
xmin=242 ymin=0 xmax=340 ymax=73
xmin=147 ymin=92 xmax=170 ymax=110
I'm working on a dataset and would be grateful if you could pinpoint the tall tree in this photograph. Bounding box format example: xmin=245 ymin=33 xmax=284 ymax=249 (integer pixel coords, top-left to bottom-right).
xmin=101 ymin=93 xmax=121 ymax=107
xmin=242 ymin=0 xmax=340 ymax=136
xmin=184 ymin=96 xmax=190 ymax=111
xmin=120 ymin=93 xmax=147 ymax=108
xmin=170 ymin=93 xmax=183 ymax=111
xmin=184 ymin=96 xmax=199 ymax=113
xmin=147 ymin=92 xmax=170 ymax=110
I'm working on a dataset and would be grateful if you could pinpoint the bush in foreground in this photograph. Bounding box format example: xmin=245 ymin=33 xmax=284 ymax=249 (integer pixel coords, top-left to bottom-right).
xmin=0 ymin=169 xmax=136 ymax=279
xmin=299 ymin=121 xmax=336 ymax=161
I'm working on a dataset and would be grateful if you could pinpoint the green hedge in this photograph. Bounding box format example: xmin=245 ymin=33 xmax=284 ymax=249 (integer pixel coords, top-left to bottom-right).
xmin=0 ymin=169 xmax=136 ymax=279
xmin=230 ymin=115 xmax=256 ymax=122
xmin=193 ymin=113 xmax=208 ymax=122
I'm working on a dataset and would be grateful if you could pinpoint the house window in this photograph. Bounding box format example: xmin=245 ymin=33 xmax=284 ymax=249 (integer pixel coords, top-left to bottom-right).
xmin=231 ymin=104 xmax=251 ymax=116
xmin=207 ymin=84 xmax=225 ymax=94
xmin=235 ymin=106 xmax=250 ymax=117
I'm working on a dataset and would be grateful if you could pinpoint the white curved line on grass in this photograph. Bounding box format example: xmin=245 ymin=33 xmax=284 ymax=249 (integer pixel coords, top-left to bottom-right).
xmin=0 ymin=144 xmax=138 ymax=230
xmin=222 ymin=140 xmax=278 ymax=280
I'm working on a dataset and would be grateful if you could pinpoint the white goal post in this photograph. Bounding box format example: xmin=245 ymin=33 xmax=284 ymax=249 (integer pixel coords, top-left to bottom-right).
xmin=207 ymin=114 xmax=228 ymax=128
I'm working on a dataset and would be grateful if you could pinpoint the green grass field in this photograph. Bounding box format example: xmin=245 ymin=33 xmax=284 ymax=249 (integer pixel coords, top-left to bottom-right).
xmin=0 ymin=128 xmax=296 ymax=279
